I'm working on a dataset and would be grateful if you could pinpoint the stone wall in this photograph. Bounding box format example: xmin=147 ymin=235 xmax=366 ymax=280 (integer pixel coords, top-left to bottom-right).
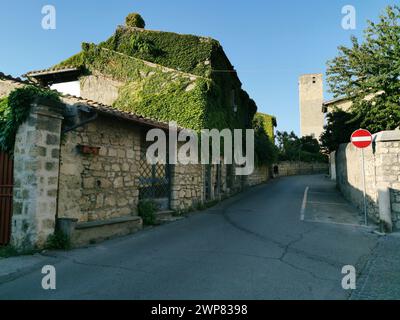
xmin=0 ymin=79 xmax=24 ymax=97
xmin=58 ymin=115 xmax=141 ymax=223
xmin=336 ymin=143 xmax=378 ymax=221
xmin=276 ymin=161 xmax=328 ymax=177
xmin=247 ymin=165 xmax=270 ymax=186
xmin=12 ymin=99 xmax=63 ymax=248
xmin=171 ymin=164 xmax=204 ymax=211
xmin=336 ymin=130 xmax=400 ymax=228
xmin=80 ymin=74 xmax=123 ymax=106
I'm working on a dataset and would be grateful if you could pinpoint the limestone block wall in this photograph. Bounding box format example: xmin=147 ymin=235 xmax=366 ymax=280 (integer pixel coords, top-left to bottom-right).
xmin=171 ymin=164 xmax=204 ymax=211
xmin=247 ymin=165 xmax=270 ymax=186
xmin=336 ymin=143 xmax=378 ymax=221
xmin=336 ymin=130 xmax=400 ymax=227
xmin=58 ymin=116 xmax=141 ymax=223
xmin=277 ymin=161 xmax=328 ymax=177
xmin=12 ymin=100 xmax=63 ymax=248
xmin=0 ymin=79 xmax=24 ymax=97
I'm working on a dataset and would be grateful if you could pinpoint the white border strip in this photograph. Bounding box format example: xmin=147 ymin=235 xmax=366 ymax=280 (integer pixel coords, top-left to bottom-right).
xmin=351 ymin=136 xmax=372 ymax=142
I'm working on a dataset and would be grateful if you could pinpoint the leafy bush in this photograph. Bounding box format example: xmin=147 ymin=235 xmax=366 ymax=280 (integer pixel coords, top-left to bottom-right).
xmin=138 ymin=200 xmax=158 ymax=225
xmin=45 ymin=231 xmax=71 ymax=250
xmin=125 ymin=13 xmax=145 ymax=28
xmin=0 ymin=245 xmax=19 ymax=258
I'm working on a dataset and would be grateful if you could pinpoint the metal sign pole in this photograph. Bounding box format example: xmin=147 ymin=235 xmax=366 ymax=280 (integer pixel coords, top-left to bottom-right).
xmin=361 ymin=148 xmax=367 ymax=226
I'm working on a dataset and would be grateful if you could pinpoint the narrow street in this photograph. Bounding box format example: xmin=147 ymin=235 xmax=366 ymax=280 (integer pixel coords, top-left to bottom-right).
xmin=0 ymin=175 xmax=385 ymax=299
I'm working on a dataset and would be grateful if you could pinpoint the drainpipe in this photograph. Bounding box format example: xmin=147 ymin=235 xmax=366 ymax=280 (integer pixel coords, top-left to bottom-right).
xmin=55 ymin=109 xmax=98 ymax=234
xmin=62 ymin=111 xmax=98 ymax=134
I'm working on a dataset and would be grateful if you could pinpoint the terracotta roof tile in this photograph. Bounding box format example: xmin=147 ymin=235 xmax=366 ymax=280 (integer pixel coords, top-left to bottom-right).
xmin=0 ymin=72 xmax=175 ymax=130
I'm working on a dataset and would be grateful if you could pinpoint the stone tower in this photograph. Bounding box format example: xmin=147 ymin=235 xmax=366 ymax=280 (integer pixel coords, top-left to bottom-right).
xmin=299 ymin=74 xmax=325 ymax=140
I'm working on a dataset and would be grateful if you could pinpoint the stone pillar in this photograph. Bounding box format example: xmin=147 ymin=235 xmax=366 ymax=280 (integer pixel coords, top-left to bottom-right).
xmin=12 ymin=98 xmax=64 ymax=249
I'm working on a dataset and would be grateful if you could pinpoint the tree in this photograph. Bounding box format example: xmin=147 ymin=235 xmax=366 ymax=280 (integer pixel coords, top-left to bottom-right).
xmin=320 ymin=109 xmax=361 ymax=153
xmin=125 ymin=13 xmax=146 ymax=28
xmin=326 ymin=5 xmax=400 ymax=133
xmin=276 ymin=131 xmax=327 ymax=162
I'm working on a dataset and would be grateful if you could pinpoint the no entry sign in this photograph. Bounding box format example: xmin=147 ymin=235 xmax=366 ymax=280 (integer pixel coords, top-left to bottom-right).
xmin=351 ymin=129 xmax=373 ymax=149
xmin=350 ymin=129 xmax=372 ymax=226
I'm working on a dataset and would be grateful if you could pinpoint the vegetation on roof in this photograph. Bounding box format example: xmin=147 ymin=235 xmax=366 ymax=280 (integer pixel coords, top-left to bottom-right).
xmin=53 ymin=16 xmax=257 ymax=131
xmin=102 ymin=26 xmax=218 ymax=77
xmin=125 ymin=13 xmax=145 ymax=29
xmin=56 ymin=24 xmax=221 ymax=78
xmin=55 ymin=42 xmax=255 ymax=130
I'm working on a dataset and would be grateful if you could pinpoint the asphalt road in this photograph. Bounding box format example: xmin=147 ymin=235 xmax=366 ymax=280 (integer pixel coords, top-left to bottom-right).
xmin=0 ymin=175 xmax=379 ymax=299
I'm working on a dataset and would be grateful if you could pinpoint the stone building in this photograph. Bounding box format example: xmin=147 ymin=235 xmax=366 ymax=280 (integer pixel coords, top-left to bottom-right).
xmin=0 ymin=19 xmax=275 ymax=249
xmin=298 ymin=74 xmax=325 ymax=140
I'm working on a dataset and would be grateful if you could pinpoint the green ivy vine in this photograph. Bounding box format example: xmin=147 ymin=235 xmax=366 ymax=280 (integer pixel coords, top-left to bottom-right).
xmin=0 ymin=86 xmax=60 ymax=153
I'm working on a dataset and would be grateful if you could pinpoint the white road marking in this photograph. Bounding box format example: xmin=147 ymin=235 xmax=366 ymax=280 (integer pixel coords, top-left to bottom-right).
xmin=307 ymin=201 xmax=347 ymax=205
xmin=300 ymin=186 xmax=309 ymax=221
xmin=303 ymin=219 xmax=372 ymax=229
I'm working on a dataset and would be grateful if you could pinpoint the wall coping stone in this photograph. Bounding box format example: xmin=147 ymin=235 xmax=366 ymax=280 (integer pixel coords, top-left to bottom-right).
xmin=75 ymin=216 xmax=141 ymax=230
xmin=32 ymin=97 xmax=65 ymax=120
xmin=374 ymin=129 xmax=400 ymax=142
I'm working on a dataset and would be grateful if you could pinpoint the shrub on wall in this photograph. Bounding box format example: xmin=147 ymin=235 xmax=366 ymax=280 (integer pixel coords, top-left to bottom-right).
xmin=0 ymin=86 xmax=60 ymax=153
xmin=125 ymin=13 xmax=145 ymax=28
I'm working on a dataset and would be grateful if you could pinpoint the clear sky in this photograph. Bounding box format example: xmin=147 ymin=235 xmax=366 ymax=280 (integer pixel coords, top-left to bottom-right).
xmin=0 ymin=0 xmax=396 ymax=134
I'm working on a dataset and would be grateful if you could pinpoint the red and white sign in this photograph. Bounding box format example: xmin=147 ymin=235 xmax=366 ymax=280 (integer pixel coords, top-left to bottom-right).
xmin=351 ymin=129 xmax=373 ymax=149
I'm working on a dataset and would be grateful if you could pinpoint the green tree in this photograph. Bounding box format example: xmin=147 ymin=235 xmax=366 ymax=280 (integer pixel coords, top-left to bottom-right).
xmin=276 ymin=131 xmax=326 ymax=162
xmin=326 ymin=5 xmax=400 ymax=133
xmin=320 ymin=109 xmax=361 ymax=153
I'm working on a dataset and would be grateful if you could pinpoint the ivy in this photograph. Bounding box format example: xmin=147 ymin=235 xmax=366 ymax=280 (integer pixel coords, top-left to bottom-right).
xmin=102 ymin=26 xmax=217 ymax=77
xmin=255 ymin=113 xmax=276 ymax=142
xmin=125 ymin=13 xmax=145 ymax=29
xmin=54 ymin=25 xmax=258 ymax=131
xmin=0 ymin=86 xmax=60 ymax=153
xmin=252 ymin=114 xmax=278 ymax=165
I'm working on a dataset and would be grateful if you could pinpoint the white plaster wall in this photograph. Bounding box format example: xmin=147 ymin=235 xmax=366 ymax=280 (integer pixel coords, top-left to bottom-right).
xmin=51 ymin=81 xmax=81 ymax=97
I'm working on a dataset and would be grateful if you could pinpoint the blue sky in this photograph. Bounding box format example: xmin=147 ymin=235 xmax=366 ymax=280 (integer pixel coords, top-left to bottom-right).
xmin=0 ymin=0 xmax=396 ymax=134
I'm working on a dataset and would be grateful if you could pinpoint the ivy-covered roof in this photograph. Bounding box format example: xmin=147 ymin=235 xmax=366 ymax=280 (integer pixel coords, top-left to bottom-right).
xmin=56 ymin=26 xmax=236 ymax=80
xmin=49 ymin=22 xmax=257 ymax=130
